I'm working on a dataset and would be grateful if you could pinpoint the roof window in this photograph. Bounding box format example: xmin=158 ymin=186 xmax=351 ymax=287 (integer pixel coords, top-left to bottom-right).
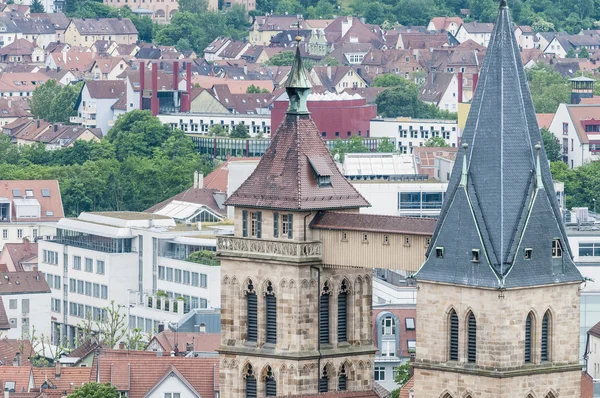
xmin=41 ymin=189 xmax=50 ymax=197
xmin=12 ymin=189 xmax=21 ymax=197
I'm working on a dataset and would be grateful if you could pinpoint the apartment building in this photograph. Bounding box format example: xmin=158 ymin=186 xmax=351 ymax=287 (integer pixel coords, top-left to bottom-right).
xmin=37 ymin=211 xmax=221 ymax=347
xmin=103 ymin=0 xmax=180 ymax=23
xmin=369 ymin=117 xmax=459 ymax=153
xmin=0 ymin=180 xmax=64 ymax=251
xmin=64 ymin=18 xmax=138 ymax=47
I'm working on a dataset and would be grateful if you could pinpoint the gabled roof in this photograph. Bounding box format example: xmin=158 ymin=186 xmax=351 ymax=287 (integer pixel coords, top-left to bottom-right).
xmin=418 ymin=72 xmax=455 ymax=104
xmin=588 ymin=320 xmax=600 ymax=338
xmin=415 ymin=0 xmax=583 ymax=289
xmin=1 ymin=241 xmax=37 ymax=271
xmin=84 ymin=80 xmax=126 ymax=99
xmin=0 ymin=271 xmax=50 ymax=294
xmin=70 ymin=18 xmax=137 ymax=35
xmin=225 ymin=48 xmax=369 ymax=211
xmin=0 ymin=39 xmax=37 ymax=56
xmin=0 ymin=180 xmax=64 ymax=221
xmin=459 ymin=22 xmax=494 ymax=33
xmin=146 ymin=330 xmax=220 ymax=353
xmin=0 ymin=366 xmax=33 ymax=393
xmin=0 ymin=301 xmax=10 ymax=331
xmin=429 ymin=17 xmax=464 ymax=32
xmin=565 ymin=104 xmax=600 ymax=144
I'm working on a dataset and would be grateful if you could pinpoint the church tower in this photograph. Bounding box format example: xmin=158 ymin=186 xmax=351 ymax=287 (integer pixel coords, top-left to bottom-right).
xmin=413 ymin=2 xmax=584 ymax=397
xmin=217 ymin=40 xmax=375 ymax=398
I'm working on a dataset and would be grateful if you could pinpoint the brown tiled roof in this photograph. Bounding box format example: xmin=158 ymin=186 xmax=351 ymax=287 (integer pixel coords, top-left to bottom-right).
xmin=1 ymin=241 xmax=37 ymax=271
xmin=0 ymin=271 xmax=50 ymax=294
xmin=429 ymin=17 xmax=464 ymax=32
xmin=456 ymin=38 xmax=486 ymax=51
xmin=85 ymin=80 xmax=126 ymax=99
xmin=0 ymin=180 xmax=64 ymax=222
xmin=413 ymin=146 xmax=458 ymax=177
xmin=310 ymin=211 xmax=436 ymax=235
xmin=0 ymin=39 xmax=36 ymax=56
xmin=97 ymin=356 xmax=219 ymax=398
xmin=0 ymin=72 xmax=51 ymax=93
xmin=225 ymin=114 xmax=369 ymax=210
xmin=0 ymin=299 xmax=10 ymax=330
xmin=65 ymin=339 xmax=100 ymax=359
xmin=419 ymin=72 xmax=454 ymax=104
xmin=536 ymin=113 xmax=554 ymax=129
xmin=148 ymin=330 xmax=220 ymax=353
xmin=398 ymin=376 xmax=414 ymax=398
xmin=32 ymin=367 xmax=92 ymax=393
xmin=191 ymin=76 xmax=273 ymax=93
xmin=580 ymin=96 xmax=600 ymax=105
xmin=0 ymin=366 xmax=33 ymax=393
xmin=566 ymin=104 xmax=600 ymax=144
xmin=588 ymin=320 xmax=600 ymax=338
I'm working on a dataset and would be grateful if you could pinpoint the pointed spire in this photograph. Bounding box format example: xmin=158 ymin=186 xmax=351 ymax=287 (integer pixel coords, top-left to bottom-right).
xmin=499 ymin=0 xmax=508 ymax=8
xmin=459 ymin=143 xmax=469 ymax=187
xmin=285 ymin=37 xmax=312 ymax=114
xmin=535 ymin=142 xmax=543 ymax=189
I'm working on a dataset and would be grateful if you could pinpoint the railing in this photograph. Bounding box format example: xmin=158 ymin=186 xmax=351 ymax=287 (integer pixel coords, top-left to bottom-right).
xmin=217 ymin=236 xmax=322 ymax=262
xmin=160 ymin=251 xmax=221 ymax=266
xmin=69 ymin=116 xmax=82 ymax=124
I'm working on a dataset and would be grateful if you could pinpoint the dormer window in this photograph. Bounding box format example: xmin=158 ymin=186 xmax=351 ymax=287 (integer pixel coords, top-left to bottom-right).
xmin=471 ymin=249 xmax=480 ymax=262
xmin=552 ymin=239 xmax=562 ymax=258
xmin=525 ymin=248 xmax=532 ymax=260
xmin=436 ymin=247 xmax=444 ymax=258
xmin=308 ymin=156 xmax=332 ymax=188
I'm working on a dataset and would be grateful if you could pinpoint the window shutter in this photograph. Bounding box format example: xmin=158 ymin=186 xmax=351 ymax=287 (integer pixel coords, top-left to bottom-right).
xmin=337 ymin=292 xmax=347 ymax=342
xmin=242 ymin=210 xmax=248 ymax=237
xmin=541 ymin=313 xmax=549 ymax=362
xmin=525 ymin=314 xmax=532 ymax=363
xmin=467 ymin=312 xmax=476 ymax=363
xmin=318 ymin=377 xmax=328 ymax=393
xmin=266 ymin=294 xmax=277 ymax=344
xmin=288 ymin=213 xmax=293 ymax=239
xmin=319 ymin=294 xmax=330 ymax=344
xmin=449 ymin=310 xmax=458 ymax=360
xmin=246 ymin=375 xmax=257 ymax=398
xmin=257 ymin=212 xmax=262 ymax=238
xmin=338 ymin=374 xmax=347 ymax=391
xmin=265 ymin=377 xmax=276 ymax=396
xmin=247 ymin=293 xmax=257 ymax=342
xmin=273 ymin=212 xmax=279 ymax=238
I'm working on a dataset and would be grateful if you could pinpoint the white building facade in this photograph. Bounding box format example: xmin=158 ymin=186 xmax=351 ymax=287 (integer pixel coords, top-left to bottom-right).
xmin=369 ymin=118 xmax=459 ymax=153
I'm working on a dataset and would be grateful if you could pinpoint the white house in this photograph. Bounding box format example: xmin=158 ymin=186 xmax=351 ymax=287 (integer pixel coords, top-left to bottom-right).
xmin=548 ymin=103 xmax=600 ymax=168
xmin=72 ymin=80 xmax=126 ymax=136
xmin=418 ymin=72 xmax=459 ymax=113
xmin=514 ymin=25 xmax=535 ymax=49
xmin=37 ymin=211 xmax=222 ymax=348
xmin=369 ymin=117 xmax=459 ymax=153
xmin=455 ymin=22 xmax=494 ymax=47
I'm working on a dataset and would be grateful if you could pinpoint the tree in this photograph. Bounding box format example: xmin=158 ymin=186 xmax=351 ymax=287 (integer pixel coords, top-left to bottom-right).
xmin=176 ymin=38 xmax=193 ymax=52
xmin=541 ymin=127 xmax=562 ymax=162
xmin=29 ymin=80 xmax=82 ymax=123
xmin=266 ymin=51 xmax=296 ymax=66
xmin=178 ymin=0 xmax=208 ymax=14
xmin=526 ymin=63 xmax=570 ymax=113
xmin=376 ymin=137 xmax=396 ymax=152
xmin=275 ymin=0 xmax=304 ymax=15
xmin=373 ymin=74 xmax=406 ymax=87
xmin=579 ymin=47 xmax=590 ymax=58
xmin=246 ymin=84 xmax=270 ymax=93
xmin=230 ymin=124 xmax=250 ymax=138
xmin=96 ymin=301 xmax=127 ymax=348
xmin=389 ymin=362 xmax=412 ymax=397
xmin=30 ymin=0 xmax=44 ymax=13
xmin=532 ymin=19 xmax=555 ymax=32
xmin=306 ymin=0 xmax=335 ymax=18
xmin=424 ymin=137 xmax=450 ymax=147
xmin=68 ymin=382 xmax=121 ymax=398
xmin=565 ymin=48 xmax=577 ymax=58
xmin=208 ymin=124 xmax=227 ymax=136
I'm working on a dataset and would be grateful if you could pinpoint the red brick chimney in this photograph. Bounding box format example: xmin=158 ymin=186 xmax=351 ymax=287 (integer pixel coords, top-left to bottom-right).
xmin=151 ymin=62 xmax=159 ymax=116
xmin=139 ymin=61 xmax=145 ymax=111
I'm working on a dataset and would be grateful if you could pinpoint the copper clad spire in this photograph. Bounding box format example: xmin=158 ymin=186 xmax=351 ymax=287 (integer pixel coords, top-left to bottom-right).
xmin=284 ymin=38 xmax=312 ymax=114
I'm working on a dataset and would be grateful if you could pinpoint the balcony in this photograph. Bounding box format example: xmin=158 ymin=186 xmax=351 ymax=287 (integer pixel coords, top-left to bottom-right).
xmin=69 ymin=116 xmax=82 ymax=124
xmin=83 ymin=119 xmax=97 ymax=127
xmin=217 ymin=236 xmax=322 ymax=263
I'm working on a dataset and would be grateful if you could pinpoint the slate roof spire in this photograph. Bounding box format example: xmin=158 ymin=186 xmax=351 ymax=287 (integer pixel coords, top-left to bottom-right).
xmin=415 ymin=0 xmax=583 ymax=288
xmin=285 ymin=37 xmax=312 ymax=114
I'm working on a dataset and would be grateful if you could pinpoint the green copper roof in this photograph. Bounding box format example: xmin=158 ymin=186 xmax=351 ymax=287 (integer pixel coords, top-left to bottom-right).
xmin=285 ymin=43 xmax=311 ymax=114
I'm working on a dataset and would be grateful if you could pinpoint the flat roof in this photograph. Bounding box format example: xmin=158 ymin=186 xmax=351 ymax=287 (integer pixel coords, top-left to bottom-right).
xmin=91 ymin=211 xmax=171 ymax=220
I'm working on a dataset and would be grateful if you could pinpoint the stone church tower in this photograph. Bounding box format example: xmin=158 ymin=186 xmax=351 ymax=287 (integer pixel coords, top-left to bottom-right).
xmin=413 ymin=1 xmax=584 ymax=397
xmin=217 ymin=41 xmax=375 ymax=398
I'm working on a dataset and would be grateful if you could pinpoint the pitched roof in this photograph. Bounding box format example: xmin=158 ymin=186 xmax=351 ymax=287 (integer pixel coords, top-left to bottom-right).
xmin=460 ymin=22 xmax=494 ymax=33
xmin=536 ymin=113 xmax=554 ymax=129
xmin=419 ymin=72 xmax=455 ymax=104
xmin=0 ymin=72 xmax=51 ymax=93
xmin=0 ymin=271 xmax=50 ymax=294
xmin=71 ymin=18 xmax=137 ymax=35
xmin=415 ymin=0 xmax=583 ymax=289
xmin=0 ymin=180 xmax=64 ymax=222
xmin=145 ymin=187 xmax=226 ymax=216
xmin=0 ymin=366 xmax=32 ymax=393
xmin=0 ymin=301 xmax=10 ymax=331
xmin=84 ymin=80 xmax=126 ymax=99
xmin=32 ymin=367 xmax=92 ymax=393
xmin=1 ymin=241 xmax=37 ymax=271
xmin=310 ymin=211 xmax=436 ymax=235
xmin=0 ymin=38 xmax=37 ymax=56
xmin=398 ymin=376 xmax=414 ymax=398
xmin=565 ymin=104 xmax=600 ymax=144
xmin=429 ymin=17 xmax=464 ymax=32
xmin=147 ymin=330 xmax=220 ymax=353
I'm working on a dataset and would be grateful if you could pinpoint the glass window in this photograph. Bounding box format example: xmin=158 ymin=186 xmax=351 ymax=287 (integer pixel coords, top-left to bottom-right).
xmin=399 ymin=192 xmax=421 ymax=209
xmin=85 ymin=282 xmax=91 ymax=296
xmin=175 ymin=269 xmax=182 ymax=283
xmin=374 ymin=367 xmax=385 ymax=381
xmin=422 ymin=192 xmax=443 ymax=209
xmin=54 ymin=275 xmax=61 ymax=289
xmin=158 ymin=266 xmax=165 ymax=280
xmin=192 ymin=272 xmax=199 ymax=286
xmin=101 ymin=285 xmax=108 ymax=299
xmin=93 ymin=283 xmax=100 ymax=298
xmin=408 ymin=340 xmax=416 ymax=352
xmin=9 ymin=299 xmax=16 ymax=309
xmin=552 ymin=239 xmax=563 ymax=257
xmin=382 ymin=317 xmax=395 ymax=335
xmin=69 ymin=279 xmax=76 ymax=292
xmin=77 ymin=280 xmax=84 ymax=294
xmin=200 ymin=274 xmax=207 ymax=288
xmin=381 ymin=340 xmax=396 ymax=357
xmin=183 ymin=271 xmax=190 ymax=285
xmin=166 ymin=267 xmax=173 ymax=281
xmin=73 ymin=256 xmax=81 ymax=270
xmin=96 ymin=260 xmax=105 ymax=274
xmin=406 ymin=318 xmax=415 ymax=330
xmin=579 ymin=242 xmax=600 ymax=257
xmin=85 ymin=258 xmax=93 ymax=272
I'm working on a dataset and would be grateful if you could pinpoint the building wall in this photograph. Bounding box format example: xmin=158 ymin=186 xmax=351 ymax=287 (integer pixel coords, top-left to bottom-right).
xmin=3 ymin=292 xmax=51 ymax=341
xmin=190 ymin=91 xmax=230 ymax=114
xmin=544 ymin=38 xmax=567 ymax=58
xmin=147 ymin=374 xmax=199 ymax=398
xmin=413 ymin=281 xmax=582 ymax=397
xmin=159 ymin=113 xmax=271 ymax=137
xmin=103 ymin=0 xmax=179 ymax=23
xmin=369 ymin=119 xmax=459 ymax=153
xmin=64 ymin=23 xmax=138 ymax=46
xmin=587 ymin=334 xmax=600 ymax=379
xmin=0 ymin=223 xmax=56 ymax=251
xmin=271 ymin=99 xmax=376 ymax=140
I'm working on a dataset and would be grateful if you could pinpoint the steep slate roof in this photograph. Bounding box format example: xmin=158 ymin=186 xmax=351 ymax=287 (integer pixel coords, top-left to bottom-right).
xmin=224 ymin=46 xmax=369 ymax=211
xmin=415 ymin=0 xmax=583 ymax=289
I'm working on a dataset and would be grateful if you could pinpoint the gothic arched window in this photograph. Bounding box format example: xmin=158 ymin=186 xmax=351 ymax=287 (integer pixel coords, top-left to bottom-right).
xmin=247 ymin=280 xmax=257 ymax=342
xmin=338 ymin=281 xmax=348 ymax=343
xmin=542 ymin=310 xmax=551 ymax=362
xmin=245 ymin=364 xmax=256 ymax=398
xmin=265 ymin=281 xmax=276 ymax=344
xmin=319 ymin=281 xmax=330 ymax=344
xmin=264 ymin=366 xmax=276 ymax=396
xmin=525 ymin=312 xmax=533 ymax=363
xmin=338 ymin=364 xmax=347 ymax=391
xmin=448 ymin=309 xmax=458 ymax=361
xmin=319 ymin=365 xmax=329 ymax=393
xmin=467 ymin=311 xmax=476 ymax=363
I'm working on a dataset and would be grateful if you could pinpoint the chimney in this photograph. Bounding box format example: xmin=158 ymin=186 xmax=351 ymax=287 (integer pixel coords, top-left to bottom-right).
xmin=457 ymin=72 xmax=463 ymax=103
xmin=472 ymin=72 xmax=479 ymax=94
xmin=36 ymin=119 xmax=40 ymax=129
xmin=53 ymin=124 xmax=58 ymax=132
xmin=151 ymin=62 xmax=159 ymax=116
xmin=198 ymin=173 xmax=203 ymax=189
xmin=179 ymin=61 xmax=192 ymax=112
xmin=243 ymin=65 xmax=248 ymax=75
xmin=172 ymin=61 xmax=179 ymax=91
xmin=139 ymin=60 xmax=145 ymax=110
xmin=327 ymin=65 xmax=331 ymax=80
xmin=7 ymin=100 xmax=10 ymax=108
xmin=193 ymin=170 xmax=198 ymax=189
xmin=118 ymin=341 xmax=125 ymax=350
xmin=55 ymin=361 xmax=61 ymax=378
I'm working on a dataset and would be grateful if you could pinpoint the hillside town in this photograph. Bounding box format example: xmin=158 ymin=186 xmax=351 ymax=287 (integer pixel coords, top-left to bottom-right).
xmin=0 ymin=0 xmax=599 ymax=397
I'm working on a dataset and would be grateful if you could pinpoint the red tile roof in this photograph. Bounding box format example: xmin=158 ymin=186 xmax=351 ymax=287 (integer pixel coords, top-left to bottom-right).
xmin=0 ymin=271 xmax=50 ymax=294
xmin=225 ymin=114 xmax=370 ymax=210
xmin=398 ymin=376 xmax=414 ymax=398
xmin=536 ymin=113 xmax=555 ymax=130
xmin=280 ymin=391 xmax=380 ymax=398
xmin=0 ymin=299 xmax=10 ymax=330
xmin=148 ymin=330 xmax=220 ymax=353
xmin=32 ymin=367 xmax=92 ymax=393
xmin=0 ymin=366 xmax=33 ymax=393
xmin=310 ymin=211 xmax=436 ymax=236
xmin=588 ymin=320 xmax=600 ymax=338
xmin=1 ymin=241 xmax=37 ymax=271
xmin=0 ymin=338 xmax=32 ymax=365
xmin=0 ymin=180 xmax=64 ymax=222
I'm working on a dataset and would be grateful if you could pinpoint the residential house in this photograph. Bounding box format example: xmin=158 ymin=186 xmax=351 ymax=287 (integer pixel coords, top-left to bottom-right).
xmin=64 ymin=18 xmax=138 ymax=47
xmin=211 ymin=84 xmax=274 ymax=115
xmin=189 ymin=87 xmax=230 ymax=114
xmin=325 ymin=15 xmax=384 ymax=49
xmin=310 ymin=65 xmax=367 ymax=93
xmin=0 ymin=38 xmax=44 ymax=63
xmin=0 ymin=98 xmax=30 ymax=126
xmin=146 ymin=329 xmax=220 ymax=354
xmin=203 ymin=37 xmax=231 ymax=61
xmin=240 ymin=44 xmax=265 ymax=63
xmin=29 ymin=12 xmax=70 ymax=43
xmin=307 ymin=30 xmax=328 ymax=57
xmin=536 ymin=31 xmax=556 ymax=53
xmin=103 ymin=0 xmax=179 ymax=22
xmin=455 ymin=22 xmax=495 ymax=46
xmin=217 ymin=40 xmax=250 ymax=61
xmin=0 ymin=366 xmax=35 ymax=392
xmin=514 ymin=25 xmax=535 ymax=49
xmin=0 ymin=72 xmax=51 ymax=97
xmin=544 ymin=32 xmax=600 ymax=58
xmin=44 ymin=49 xmax=94 ymax=76
xmin=328 ymin=42 xmax=373 ymax=65
xmin=121 ymin=68 xmax=186 ymax=113
xmin=360 ymin=48 xmax=420 ymax=81
xmin=0 ymin=271 xmax=50 ymax=340
xmin=548 ymin=103 xmax=600 ymax=168
xmin=38 ymin=211 xmax=221 ymax=347
xmin=88 ymin=55 xmax=128 ymax=80
xmin=586 ymin=321 xmax=600 ymax=381
xmin=426 ymin=16 xmax=464 ymax=36
xmin=0 ymin=240 xmax=38 ymax=271
xmin=191 ymin=75 xmax=273 ymax=93
xmin=90 ymin=39 xmax=118 ymax=55
xmin=114 ymin=42 xmax=139 ymax=57
xmin=10 ymin=16 xmax=57 ymax=49
xmin=0 ymin=338 xmax=33 ymax=366
xmin=396 ymin=32 xmax=450 ymax=50
xmin=418 ymin=72 xmax=459 ymax=112
xmin=73 ymin=80 xmax=126 ymax=135
xmin=249 ymin=15 xmax=302 ymax=46
xmin=223 ymin=0 xmax=255 ymax=11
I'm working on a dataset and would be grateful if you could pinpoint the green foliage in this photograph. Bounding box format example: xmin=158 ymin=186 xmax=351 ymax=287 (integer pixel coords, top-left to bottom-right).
xmin=68 ymin=382 xmax=120 ymax=398
xmin=29 ymin=80 xmax=82 ymax=124
xmin=230 ymin=124 xmax=250 ymax=138
xmin=393 ymin=362 xmax=412 ymax=389
xmin=374 ymin=81 xmax=457 ymax=120
xmin=208 ymin=124 xmax=227 ymax=136
xmin=330 ymin=136 xmax=370 ymax=162
xmin=266 ymin=51 xmax=296 ymax=66
xmin=306 ymin=0 xmax=336 ymax=18
xmin=176 ymin=38 xmax=193 ymax=52
xmin=373 ymin=74 xmax=406 ymax=88
xmin=0 ymin=112 xmax=213 ymax=217
xmin=541 ymin=127 xmax=562 ymax=162
xmin=376 ymin=137 xmax=397 ymax=152
xmin=424 ymin=137 xmax=450 ymax=147
xmin=526 ymin=63 xmax=571 ymax=113
xmin=30 ymin=0 xmax=44 ymax=13
xmin=187 ymin=250 xmax=220 ymax=265
xmin=579 ymin=47 xmax=590 ymax=58
xmin=550 ymin=161 xmax=600 ymax=210
xmin=566 ymin=48 xmax=577 ymax=58
xmin=246 ymin=84 xmax=270 ymax=93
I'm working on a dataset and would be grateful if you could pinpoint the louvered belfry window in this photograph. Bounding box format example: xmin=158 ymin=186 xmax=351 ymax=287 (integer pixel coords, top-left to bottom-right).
xmin=337 ymin=281 xmax=348 ymax=343
xmin=247 ymin=280 xmax=257 ymax=342
xmin=467 ymin=312 xmax=476 ymax=363
xmin=525 ymin=313 xmax=532 ymax=363
xmin=265 ymin=282 xmax=277 ymax=344
xmin=319 ymin=366 xmax=329 ymax=393
xmin=338 ymin=365 xmax=347 ymax=391
xmin=246 ymin=365 xmax=257 ymax=398
xmin=319 ymin=282 xmax=330 ymax=345
xmin=541 ymin=312 xmax=549 ymax=362
xmin=265 ymin=366 xmax=276 ymax=396
xmin=449 ymin=309 xmax=458 ymax=360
